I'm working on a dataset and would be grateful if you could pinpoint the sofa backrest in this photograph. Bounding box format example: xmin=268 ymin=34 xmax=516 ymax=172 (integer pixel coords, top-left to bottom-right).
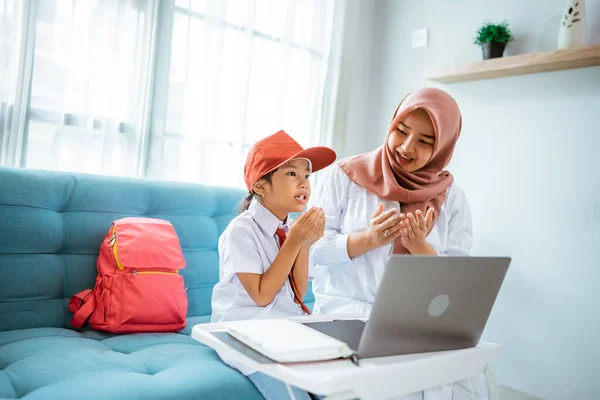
xmin=0 ymin=166 xmax=272 ymax=331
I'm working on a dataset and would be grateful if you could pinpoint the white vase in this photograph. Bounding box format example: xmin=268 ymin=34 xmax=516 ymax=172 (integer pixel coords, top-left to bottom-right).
xmin=558 ymin=0 xmax=587 ymax=49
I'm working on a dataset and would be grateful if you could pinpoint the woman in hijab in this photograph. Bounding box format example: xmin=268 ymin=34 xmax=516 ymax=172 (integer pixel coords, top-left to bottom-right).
xmin=307 ymin=87 xmax=479 ymax=399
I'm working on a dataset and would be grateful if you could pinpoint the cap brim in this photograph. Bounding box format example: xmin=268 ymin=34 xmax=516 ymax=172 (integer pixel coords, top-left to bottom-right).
xmin=267 ymin=146 xmax=337 ymax=175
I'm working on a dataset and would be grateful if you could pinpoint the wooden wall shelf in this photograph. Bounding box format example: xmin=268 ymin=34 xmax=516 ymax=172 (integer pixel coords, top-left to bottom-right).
xmin=425 ymin=43 xmax=600 ymax=83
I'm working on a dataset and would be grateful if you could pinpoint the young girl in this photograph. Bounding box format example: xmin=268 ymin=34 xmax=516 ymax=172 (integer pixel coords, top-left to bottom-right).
xmin=211 ymin=129 xmax=336 ymax=323
xmin=210 ymin=129 xmax=336 ymax=400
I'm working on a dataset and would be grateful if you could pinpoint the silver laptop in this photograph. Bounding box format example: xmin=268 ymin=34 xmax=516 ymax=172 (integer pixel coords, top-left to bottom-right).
xmin=304 ymin=255 xmax=510 ymax=360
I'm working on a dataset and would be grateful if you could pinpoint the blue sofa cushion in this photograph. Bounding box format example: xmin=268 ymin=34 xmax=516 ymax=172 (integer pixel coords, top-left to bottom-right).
xmin=0 ymin=327 xmax=263 ymax=399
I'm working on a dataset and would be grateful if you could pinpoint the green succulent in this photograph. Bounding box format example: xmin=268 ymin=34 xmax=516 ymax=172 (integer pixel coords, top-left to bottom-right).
xmin=474 ymin=20 xmax=514 ymax=45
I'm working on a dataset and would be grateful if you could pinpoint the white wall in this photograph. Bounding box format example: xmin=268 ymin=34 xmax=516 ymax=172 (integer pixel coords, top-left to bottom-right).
xmin=343 ymin=0 xmax=600 ymax=398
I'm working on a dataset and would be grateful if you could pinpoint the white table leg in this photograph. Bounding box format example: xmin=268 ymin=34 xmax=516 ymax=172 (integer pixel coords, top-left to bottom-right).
xmin=286 ymin=382 xmax=298 ymax=400
xmin=483 ymin=365 xmax=500 ymax=400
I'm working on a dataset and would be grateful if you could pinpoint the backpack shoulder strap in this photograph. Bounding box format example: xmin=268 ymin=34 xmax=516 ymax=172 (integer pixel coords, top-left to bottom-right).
xmin=68 ymin=289 xmax=96 ymax=328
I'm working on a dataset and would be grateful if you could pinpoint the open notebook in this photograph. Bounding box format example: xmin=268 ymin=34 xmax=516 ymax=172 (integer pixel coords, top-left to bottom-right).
xmin=224 ymin=318 xmax=355 ymax=363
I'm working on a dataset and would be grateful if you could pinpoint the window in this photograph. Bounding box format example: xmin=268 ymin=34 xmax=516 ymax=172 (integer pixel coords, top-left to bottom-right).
xmin=1 ymin=0 xmax=338 ymax=189
xmin=24 ymin=0 xmax=155 ymax=176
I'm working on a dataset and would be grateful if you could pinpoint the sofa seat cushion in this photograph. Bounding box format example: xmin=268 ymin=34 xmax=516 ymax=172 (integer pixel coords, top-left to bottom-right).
xmin=0 ymin=327 xmax=263 ymax=400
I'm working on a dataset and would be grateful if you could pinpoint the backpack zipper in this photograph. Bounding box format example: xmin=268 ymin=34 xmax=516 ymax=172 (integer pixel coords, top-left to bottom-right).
xmin=109 ymin=226 xmax=125 ymax=270
xmin=131 ymin=270 xmax=179 ymax=276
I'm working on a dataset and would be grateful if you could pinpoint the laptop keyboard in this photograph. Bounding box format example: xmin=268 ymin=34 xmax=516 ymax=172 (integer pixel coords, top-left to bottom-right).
xmin=302 ymin=320 xmax=366 ymax=351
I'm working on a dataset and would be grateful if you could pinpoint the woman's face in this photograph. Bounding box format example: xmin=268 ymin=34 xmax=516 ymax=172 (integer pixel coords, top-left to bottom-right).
xmin=387 ymin=110 xmax=436 ymax=172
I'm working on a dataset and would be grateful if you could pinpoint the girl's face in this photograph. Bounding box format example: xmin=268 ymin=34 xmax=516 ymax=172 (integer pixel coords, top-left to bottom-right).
xmin=387 ymin=110 xmax=436 ymax=172
xmin=254 ymin=159 xmax=311 ymax=221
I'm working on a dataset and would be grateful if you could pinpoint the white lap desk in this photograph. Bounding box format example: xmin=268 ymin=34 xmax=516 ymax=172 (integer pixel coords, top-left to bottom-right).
xmin=191 ymin=313 xmax=501 ymax=400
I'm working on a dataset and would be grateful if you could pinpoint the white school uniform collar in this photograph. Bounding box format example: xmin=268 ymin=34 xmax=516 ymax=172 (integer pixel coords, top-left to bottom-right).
xmin=248 ymin=199 xmax=289 ymax=237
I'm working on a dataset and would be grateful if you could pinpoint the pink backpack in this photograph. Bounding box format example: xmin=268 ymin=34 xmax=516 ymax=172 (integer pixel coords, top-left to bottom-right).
xmin=69 ymin=217 xmax=188 ymax=333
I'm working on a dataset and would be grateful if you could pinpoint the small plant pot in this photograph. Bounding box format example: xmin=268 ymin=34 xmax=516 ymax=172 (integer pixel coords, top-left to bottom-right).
xmin=481 ymin=42 xmax=506 ymax=59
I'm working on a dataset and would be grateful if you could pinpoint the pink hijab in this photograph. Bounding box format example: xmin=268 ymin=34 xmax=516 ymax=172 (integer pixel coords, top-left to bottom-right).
xmin=339 ymin=87 xmax=462 ymax=254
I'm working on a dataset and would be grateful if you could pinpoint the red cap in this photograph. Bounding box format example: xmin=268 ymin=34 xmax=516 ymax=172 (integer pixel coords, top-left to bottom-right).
xmin=244 ymin=130 xmax=337 ymax=192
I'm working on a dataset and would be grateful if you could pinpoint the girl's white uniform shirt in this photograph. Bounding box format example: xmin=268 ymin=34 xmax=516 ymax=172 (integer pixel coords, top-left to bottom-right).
xmin=308 ymin=162 xmax=473 ymax=315
xmin=211 ymin=199 xmax=311 ymax=323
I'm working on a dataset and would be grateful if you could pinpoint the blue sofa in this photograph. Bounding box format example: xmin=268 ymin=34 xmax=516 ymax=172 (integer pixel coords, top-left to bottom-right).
xmin=0 ymin=166 xmax=315 ymax=399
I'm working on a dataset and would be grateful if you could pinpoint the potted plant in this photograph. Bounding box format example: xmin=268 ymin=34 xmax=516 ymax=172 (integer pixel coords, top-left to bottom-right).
xmin=474 ymin=20 xmax=514 ymax=60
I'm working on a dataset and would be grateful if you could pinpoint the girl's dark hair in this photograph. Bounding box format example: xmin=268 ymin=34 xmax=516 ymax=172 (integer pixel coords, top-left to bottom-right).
xmin=238 ymin=192 xmax=254 ymax=214
xmin=238 ymin=170 xmax=276 ymax=214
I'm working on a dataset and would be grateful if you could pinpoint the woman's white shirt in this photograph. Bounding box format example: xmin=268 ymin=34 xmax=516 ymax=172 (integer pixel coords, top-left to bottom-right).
xmin=307 ymin=162 xmax=473 ymax=315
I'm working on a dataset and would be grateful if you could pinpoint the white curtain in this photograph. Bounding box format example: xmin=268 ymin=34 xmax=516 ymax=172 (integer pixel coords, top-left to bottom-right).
xmin=0 ymin=0 xmax=26 ymax=165
xmin=1 ymin=0 xmax=157 ymax=176
xmin=318 ymin=0 xmax=359 ymax=159
xmin=146 ymin=0 xmax=338 ymax=188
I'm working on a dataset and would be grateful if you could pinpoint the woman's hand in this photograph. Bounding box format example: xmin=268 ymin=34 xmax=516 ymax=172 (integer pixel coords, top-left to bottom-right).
xmin=399 ymin=208 xmax=437 ymax=254
xmin=347 ymin=202 xmax=407 ymax=259
xmin=367 ymin=203 xmax=403 ymax=248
